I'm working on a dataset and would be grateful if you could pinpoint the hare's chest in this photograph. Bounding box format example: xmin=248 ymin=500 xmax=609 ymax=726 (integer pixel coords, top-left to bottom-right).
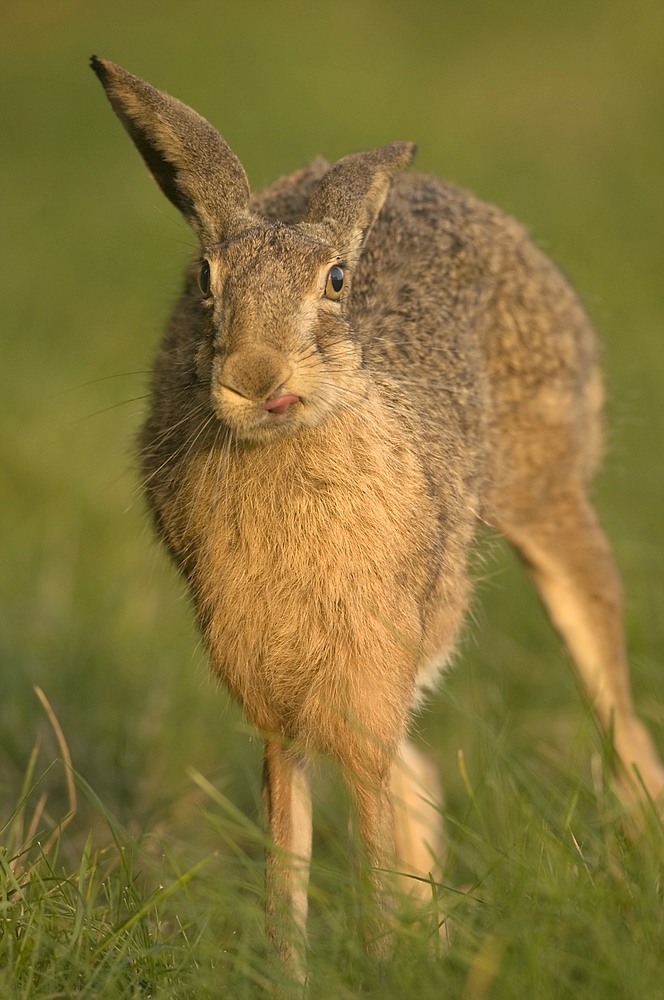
xmin=183 ymin=452 xmax=435 ymax=728
xmin=196 ymin=471 xmax=419 ymax=631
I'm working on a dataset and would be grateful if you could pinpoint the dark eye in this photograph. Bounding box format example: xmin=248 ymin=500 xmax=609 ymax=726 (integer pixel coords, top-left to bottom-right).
xmin=199 ymin=260 xmax=211 ymax=297
xmin=325 ymin=265 xmax=344 ymax=300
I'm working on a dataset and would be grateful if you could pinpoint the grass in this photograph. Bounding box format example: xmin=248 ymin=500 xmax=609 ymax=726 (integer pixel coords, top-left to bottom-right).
xmin=2 ymin=0 xmax=664 ymax=995
xmin=3 ymin=692 xmax=664 ymax=998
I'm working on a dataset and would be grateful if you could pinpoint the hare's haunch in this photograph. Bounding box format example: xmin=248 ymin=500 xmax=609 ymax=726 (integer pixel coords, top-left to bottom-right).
xmin=92 ymin=56 xmax=664 ymax=979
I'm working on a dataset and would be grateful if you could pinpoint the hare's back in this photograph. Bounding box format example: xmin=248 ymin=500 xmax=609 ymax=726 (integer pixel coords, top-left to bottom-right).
xmin=352 ymin=172 xmax=603 ymax=517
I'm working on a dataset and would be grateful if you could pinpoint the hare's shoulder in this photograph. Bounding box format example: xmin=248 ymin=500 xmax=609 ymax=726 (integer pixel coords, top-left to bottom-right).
xmin=374 ymin=171 xmax=524 ymax=264
xmin=251 ymin=160 xmax=500 ymax=224
xmin=249 ymin=159 xmax=514 ymax=257
xmin=350 ymin=171 xmax=500 ymax=339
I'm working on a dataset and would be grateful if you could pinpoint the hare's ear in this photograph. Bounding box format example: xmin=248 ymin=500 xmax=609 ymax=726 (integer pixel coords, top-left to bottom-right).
xmin=305 ymin=142 xmax=416 ymax=261
xmin=91 ymin=57 xmax=251 ymax=244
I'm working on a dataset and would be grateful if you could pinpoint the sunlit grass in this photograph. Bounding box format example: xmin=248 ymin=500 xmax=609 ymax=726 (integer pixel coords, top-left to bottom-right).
xmin=2 ymin=691 xmax=664 ymax=998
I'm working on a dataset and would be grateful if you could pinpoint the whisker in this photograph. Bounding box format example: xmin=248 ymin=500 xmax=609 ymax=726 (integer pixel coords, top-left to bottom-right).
xmin=183 ymin=419 xmax=225 ymax=538
xmin=137 ymin=412 xmax=216 ymax=496
xmin=58 ymin=371 xmax=151 ymax=395
xmin=150 ymin=202 xmax=199 ymax=245
xmin=138 ymin=399 xmax=209 ymax=454
xmin=72 ymin=395 xmax=150 ymax=423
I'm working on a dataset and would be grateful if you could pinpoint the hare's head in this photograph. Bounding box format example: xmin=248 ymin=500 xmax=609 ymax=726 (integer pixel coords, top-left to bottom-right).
xmin=92 ymin=57 xmax=415 ymax=442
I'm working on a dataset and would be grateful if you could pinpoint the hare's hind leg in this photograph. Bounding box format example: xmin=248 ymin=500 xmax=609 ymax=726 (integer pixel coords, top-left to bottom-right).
xmin=262 ymin=741 xmax=312 ymax=982
xmin=501 ymin=492 xmax=664 ymax=805
xmin=390 ymin=740 xmax=444 ymax=908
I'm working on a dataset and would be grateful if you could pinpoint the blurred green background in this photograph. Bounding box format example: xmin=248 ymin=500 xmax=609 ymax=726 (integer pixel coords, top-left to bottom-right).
xmin=1 ymin=0 xmax=663 ymax=848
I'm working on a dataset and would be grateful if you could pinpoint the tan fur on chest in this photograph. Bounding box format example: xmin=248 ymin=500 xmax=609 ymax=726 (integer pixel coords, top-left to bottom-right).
xmin=164 ymin=401 xmax=437 ymax=749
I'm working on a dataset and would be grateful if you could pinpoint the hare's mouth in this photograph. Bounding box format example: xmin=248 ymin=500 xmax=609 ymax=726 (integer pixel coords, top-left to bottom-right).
xmin=265 ymin=393 xmax=300 ymax=415
xmin=213 ymin=384 xmax=305 ymax=440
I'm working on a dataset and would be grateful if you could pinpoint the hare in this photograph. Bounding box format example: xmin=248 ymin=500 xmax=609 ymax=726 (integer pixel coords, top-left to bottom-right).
xmin=92 ymin=57 xmax=664 ymax=977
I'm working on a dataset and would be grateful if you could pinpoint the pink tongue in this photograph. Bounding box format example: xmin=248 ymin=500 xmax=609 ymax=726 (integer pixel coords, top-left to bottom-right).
xmin=265 ymin=393 xmax=300 ymax=414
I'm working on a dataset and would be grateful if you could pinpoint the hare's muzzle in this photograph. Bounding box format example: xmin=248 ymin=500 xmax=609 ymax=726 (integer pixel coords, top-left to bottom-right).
xmin=265 ymin=394 xmax=300 ymax=414
xmin=212 ymin=374 xmax=304 ymax=442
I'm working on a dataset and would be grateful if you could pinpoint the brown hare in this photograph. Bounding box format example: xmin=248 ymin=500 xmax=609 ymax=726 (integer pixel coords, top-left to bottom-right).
xmin=92 ymin=56 xmax=664 ymax=979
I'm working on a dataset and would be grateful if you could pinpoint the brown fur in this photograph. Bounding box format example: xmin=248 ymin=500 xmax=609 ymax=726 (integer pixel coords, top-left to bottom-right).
xmin=92 ymin=57 xmax=664 ymax=977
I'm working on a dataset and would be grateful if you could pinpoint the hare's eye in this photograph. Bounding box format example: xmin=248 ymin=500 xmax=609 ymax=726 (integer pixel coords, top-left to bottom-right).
xmin=324 ymin=266 xmax=344 ymax=300
xmin=198 ymin=260 xmax=211 ymax=297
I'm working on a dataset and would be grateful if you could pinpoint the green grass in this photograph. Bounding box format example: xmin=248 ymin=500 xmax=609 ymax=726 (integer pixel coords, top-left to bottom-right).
xmin=1 ymin=0 xmax=664 ymax=995
xmin=3 ymin=702 xmax=664 ymax=998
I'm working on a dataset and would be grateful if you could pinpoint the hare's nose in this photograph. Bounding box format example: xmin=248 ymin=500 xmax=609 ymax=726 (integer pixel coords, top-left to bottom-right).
xmin=220 ymin=345 xmax=292 ymax=403
xmin=265 ymin=394 xmax=300 ymax=414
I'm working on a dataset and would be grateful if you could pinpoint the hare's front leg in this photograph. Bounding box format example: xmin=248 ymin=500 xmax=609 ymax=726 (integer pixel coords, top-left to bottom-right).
xmin=341 ymin=750 xmax=397 ymax=960
xmin=502 ymin=490 xmax=664 ymax=806
xmin=262 ymin=741 xmax=312 ymax=983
